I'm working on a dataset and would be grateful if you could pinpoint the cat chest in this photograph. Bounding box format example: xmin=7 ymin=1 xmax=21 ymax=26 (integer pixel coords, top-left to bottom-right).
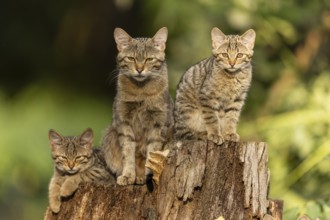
xmin=121 ymin=101 xmax=166 ymax=128
xmin=201 ymin=77 xmax=247 ymax=105
xmin=200 ymin=87 xmax=242 ymax=106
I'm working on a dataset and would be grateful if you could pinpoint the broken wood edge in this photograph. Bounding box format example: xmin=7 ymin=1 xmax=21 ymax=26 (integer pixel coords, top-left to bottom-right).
xmin=145 ymin=149 xmax=170 ymax=185
xmin=267 ymin=199 xmax=284 ymax=220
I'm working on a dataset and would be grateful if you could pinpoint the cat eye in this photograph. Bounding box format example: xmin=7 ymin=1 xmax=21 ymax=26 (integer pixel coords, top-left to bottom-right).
xmin=57 ymin=156 xmax=67 ymax=161
xmin=236 ymin=53 xmax=244 ymax=58
xmin=146 ymin=58 xmax=155 ymax=62
xmin=75 ymin=156 xmax=85 ymax=161
xmin=221 ymin=53 xmax=229 ymax=58
xmin=126 ymin=57 xmax=135 ymax=62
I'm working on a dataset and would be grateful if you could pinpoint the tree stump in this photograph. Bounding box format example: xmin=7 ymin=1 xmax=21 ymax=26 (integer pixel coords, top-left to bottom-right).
xmin=44 ymin=141 xmax=283 ymax=220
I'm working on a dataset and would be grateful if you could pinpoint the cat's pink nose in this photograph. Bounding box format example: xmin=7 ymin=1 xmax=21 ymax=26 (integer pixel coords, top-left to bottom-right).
xmin=229 ymin=60 xmax=235 ymax=67
xmin=68 ymin=162 xmax=74 ymax=169
xmin=137 ymin=68 xmax=144 ymax=73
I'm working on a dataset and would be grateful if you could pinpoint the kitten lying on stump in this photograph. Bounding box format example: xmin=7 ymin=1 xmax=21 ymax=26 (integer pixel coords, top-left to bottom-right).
xmin=48 ymin=128 xmax=115 ymax=213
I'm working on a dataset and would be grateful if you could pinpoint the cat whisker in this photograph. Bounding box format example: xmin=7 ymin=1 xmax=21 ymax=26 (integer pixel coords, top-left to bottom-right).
xmin=106 ymin=69 xmax=119 ymax=85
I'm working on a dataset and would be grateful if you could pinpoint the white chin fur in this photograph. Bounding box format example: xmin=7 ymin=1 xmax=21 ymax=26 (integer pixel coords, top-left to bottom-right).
xmin=133 ymin=75 xmax=148 ymax=81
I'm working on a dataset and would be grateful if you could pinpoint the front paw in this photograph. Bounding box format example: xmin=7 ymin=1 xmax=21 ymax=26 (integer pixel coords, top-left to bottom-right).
xmin=60 ymin=186 xmax=77 ymax=198
xmin=224 ymin=133 xmax=240 ymax=142
xmin=50 ymin=199 xmax=61 ymax=213
xmin=117 ymin=172 xmax=136 ymax=186
xmin=135 ymin=176 xmax=146 ymax=185
xmin=207 ymin=133 xmax=224 ymax=145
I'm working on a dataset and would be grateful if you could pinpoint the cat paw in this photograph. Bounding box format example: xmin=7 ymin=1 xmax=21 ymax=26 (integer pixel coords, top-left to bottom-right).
xmin=224 ymin=133 xmax=240 ymax=142
xmin=50 ymin=201 xmax=61 ymax=213
xmin=60 ymin=187 xmax=76 ymax=198
xmin=135 ymin=176 xmax=146 ymax=185
xmin=117 ymin=175 xmax=135 ymax=186
xmin=207 ymin=134 xmax=224 ymax=145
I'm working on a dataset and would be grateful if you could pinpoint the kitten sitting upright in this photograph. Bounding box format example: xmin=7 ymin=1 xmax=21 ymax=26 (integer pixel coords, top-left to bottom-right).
xmin=174 ymin=28 xmax=256 ymax=144
xmin=48 ymin=128 xmax=115 ymax=213
xmin=101 ymin=27 xmax=174 ymax=186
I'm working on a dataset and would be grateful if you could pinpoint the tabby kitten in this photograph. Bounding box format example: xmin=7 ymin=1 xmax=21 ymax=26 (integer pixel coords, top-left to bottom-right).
xmin=101 ymin=27 xmax=174 ymax=186
xmin=174 ymin=28 xmax=256 ymax=144
xmin=48 ymin=128 xmax=115 ymax=213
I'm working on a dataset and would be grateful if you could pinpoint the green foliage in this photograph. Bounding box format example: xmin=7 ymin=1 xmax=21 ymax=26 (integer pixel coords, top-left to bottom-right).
xmin=284 ymin=198 xmax=330 ymax=219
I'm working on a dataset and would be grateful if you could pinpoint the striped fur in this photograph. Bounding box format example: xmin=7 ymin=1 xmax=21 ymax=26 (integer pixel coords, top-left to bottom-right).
xmin=174 ymin=28 xmax=256 ymax=144
xmin=48 ymin=128 xmax=115 ymax=213
xmin=101 ymin=27 xmax=174 ymax=186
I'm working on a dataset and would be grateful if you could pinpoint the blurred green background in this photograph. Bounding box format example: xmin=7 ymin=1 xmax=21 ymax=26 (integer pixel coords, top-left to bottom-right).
xmin=1 ymin=0 xmax=329 ymax=219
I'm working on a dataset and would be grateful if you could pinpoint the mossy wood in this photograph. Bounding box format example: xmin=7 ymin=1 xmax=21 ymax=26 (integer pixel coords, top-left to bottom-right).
xmin=44 ymin=141 xmax=283 ymax=220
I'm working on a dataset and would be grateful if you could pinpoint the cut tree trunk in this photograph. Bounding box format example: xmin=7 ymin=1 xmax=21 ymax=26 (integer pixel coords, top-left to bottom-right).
xmin=44 ymin=141 xmax=283 ymax=220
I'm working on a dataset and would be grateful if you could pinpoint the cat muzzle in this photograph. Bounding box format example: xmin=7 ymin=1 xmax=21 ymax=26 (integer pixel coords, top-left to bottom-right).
xmin=133 ymin=73 xmax=148 ymax=82
xmin=66 ymin=169 xmax=79 ymax=175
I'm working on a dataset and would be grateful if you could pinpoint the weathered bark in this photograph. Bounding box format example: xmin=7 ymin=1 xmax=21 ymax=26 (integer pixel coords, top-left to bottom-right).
xmin=44 ymin=141 xmax=283 ymax=220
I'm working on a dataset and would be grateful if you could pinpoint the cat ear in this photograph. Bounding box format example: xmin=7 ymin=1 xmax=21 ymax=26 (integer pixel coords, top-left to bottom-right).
xmin=211 ymin=27 xmax=226 ymax=51
xmin=79 ymin=128 xmax=94 ymax=148
xmin=114 ymin=28 xmax=132 ymax=51
xmin=152 ymin=27 xmax=168 ymax=51
xmin=241 ymin=29 xmax=256 ymax=50
xmin=48 ymin=129 xmax=63 ymax=148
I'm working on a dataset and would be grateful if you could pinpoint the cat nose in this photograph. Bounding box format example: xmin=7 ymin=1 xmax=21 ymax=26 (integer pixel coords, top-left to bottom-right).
xmin=136 ymin=67 xmax=144 ymax=73
xmin=68 ymin=162 xmax=74 ymax=169
xmin=136 ymin=63 xmax=144 ymax=73
xmin=229 ymin=60 xmax=235 ymax=67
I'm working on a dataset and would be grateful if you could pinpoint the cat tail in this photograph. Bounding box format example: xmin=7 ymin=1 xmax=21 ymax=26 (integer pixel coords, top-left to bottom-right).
xmin=101 ymin=125 xmax=123 ymax=177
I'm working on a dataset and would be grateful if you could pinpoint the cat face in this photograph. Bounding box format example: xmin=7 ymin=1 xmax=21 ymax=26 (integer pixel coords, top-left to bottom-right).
xmin=211 ymin=28 xmax=256 ymax=74
xmin=48 ymin=128 xmax=94 ymax=174
xmin=114 ymin=27 xmax=168 ymax=82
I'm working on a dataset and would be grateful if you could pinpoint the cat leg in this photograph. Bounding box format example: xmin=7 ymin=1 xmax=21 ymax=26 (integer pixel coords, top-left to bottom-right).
xmin=60 ymin=175 xmax=81 ymax=197
xmin=48 ymin=176 xmax=62 ymax=213
xmin=117 ymin=125 xmax=136 ymax=185
xmin=223 ymin=106 xmax=241 ymax=142
xmin=135 ymin=156 xmax=146 ymax=185
xmin=174 ymin=122 xmax=201 ymax=140
xmin=201 ymin=108 xmax=224 ymax=145
xmin=197 ymin=95 xmax=224 ymax=145
xmin=174 ymin=107 xmax=205 ymax=141
xmin=117 ymin=141 xmax=136 ymax=185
